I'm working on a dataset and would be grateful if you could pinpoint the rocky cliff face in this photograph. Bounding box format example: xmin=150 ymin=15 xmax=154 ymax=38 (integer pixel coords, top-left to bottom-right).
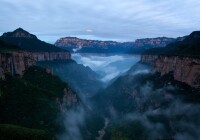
xmin=0 ymin=51 xmax=71 ymax=79
xmin=0 ymin=51 xmax=35 ymax=79
xmin=141 ymin=55 xmax=200 ymax=88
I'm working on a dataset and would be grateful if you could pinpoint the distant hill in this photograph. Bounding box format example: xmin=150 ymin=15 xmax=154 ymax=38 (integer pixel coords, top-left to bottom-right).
xmin=143 ymin=31 xmax=200 ymax=57
xmin=55 ymin=37 xmax=133 ymax=53
xmin=55 ymin=37 xmax=176 ymax=54
xmin=1 ymin=28 xmax=67 ymax=52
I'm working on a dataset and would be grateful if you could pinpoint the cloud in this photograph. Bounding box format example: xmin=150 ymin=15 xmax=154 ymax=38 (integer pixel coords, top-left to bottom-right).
xmin=0 ymin=0 xmax=200 ymax=42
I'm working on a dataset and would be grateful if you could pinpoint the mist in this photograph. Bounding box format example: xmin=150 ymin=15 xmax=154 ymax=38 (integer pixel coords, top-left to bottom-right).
xmin=72 ymin=53 xmax=140 ymax=82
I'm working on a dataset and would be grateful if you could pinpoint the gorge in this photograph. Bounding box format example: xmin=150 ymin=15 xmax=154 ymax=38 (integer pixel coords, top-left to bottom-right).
xmin=1 ymin=28 xmax=200 ymax=140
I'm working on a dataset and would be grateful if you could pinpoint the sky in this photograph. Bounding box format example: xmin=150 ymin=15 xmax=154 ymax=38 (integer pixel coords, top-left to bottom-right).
xmin=0 ymin=0 xmax=200 ymax=43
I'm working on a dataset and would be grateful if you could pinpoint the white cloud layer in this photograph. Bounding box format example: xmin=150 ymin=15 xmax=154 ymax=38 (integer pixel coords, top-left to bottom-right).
xmin=0 ymin=0 xmax=200 ymax=42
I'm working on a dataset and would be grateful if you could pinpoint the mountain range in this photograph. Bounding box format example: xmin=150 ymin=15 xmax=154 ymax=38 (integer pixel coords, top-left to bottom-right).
xmin=55 ymin=36 xmax=180 ymax=53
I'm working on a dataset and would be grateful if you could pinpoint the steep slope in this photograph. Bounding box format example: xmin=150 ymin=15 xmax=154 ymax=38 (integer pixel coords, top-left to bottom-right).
xmin=0 ymin=39 xmax=21 ymax=52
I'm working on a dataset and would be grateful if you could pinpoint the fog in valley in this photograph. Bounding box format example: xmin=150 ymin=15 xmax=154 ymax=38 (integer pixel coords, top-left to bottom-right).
xmin=72 ymin=53 xmax=140 ymax=82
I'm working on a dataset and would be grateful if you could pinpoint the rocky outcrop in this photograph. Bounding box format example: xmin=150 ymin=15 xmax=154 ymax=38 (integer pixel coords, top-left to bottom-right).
xmin=0 ymin=51 xmax=35 ymax=79
xmin=141 ymin=55 xmax=200 ymax=88
xmin=33 ymin=52 xmax=71 ymax=61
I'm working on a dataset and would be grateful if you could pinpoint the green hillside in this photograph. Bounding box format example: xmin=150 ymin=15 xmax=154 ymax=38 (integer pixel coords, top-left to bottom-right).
xmin=0 ymin=66 xmax=78 ymax=139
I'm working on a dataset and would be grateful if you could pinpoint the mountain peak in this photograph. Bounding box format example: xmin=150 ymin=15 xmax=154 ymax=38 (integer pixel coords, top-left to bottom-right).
xmin=1 ymin=28 xmax=37 ymax=39
xmin=189 ymin=31 xmax=200 ymax=39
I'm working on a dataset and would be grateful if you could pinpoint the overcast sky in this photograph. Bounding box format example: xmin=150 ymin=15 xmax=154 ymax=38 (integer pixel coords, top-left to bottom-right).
xmin=0 ymin=0 xmax=200 ymax=43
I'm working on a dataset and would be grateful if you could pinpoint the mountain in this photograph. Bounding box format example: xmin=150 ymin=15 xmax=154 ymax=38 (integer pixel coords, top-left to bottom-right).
xmin=55 ymin=37 xmax=133 ymax=53
xmin=1 ymin=28 xmax=71 ymax=61
xmin=55 ymin=36 xmax=176 ymax=54
xmin=1 ymin=28 xmax=65 ymax=52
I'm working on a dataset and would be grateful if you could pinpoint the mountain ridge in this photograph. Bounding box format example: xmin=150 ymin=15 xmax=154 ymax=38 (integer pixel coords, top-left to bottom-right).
xmin=55 ymin=36 xmax=177 ymax=53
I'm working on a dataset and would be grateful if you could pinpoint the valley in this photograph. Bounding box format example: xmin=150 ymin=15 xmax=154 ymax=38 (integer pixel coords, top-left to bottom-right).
xmin=0 ymin=28 xmax=200 ymax=140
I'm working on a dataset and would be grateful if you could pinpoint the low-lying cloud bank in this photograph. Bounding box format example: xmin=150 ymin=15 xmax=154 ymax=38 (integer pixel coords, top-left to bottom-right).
xmin=72 ymin=53 xmax=140 ymax=82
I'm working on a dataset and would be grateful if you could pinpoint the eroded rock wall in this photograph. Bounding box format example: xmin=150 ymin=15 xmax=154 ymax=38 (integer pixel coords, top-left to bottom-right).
xmin=141 ymin=55 xmax=200 ymax=88
xmin=0 ymin=51 xmax=35 ymax=79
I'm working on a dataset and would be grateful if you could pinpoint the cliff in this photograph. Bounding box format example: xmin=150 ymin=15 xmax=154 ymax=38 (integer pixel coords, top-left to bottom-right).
xmin=141 ymin=55 xmax=200 ymax=88
xmin=0 ymin=51 xmax=35 ymax=79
